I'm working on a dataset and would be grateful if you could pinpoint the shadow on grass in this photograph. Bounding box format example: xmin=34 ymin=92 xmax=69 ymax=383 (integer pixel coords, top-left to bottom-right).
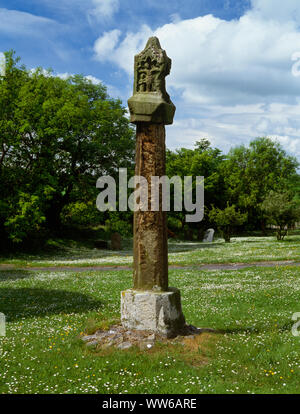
xmin=0 ymin=270 xmax=34 ymax=282
xmin=217 ymin=323 xmax=293 ymax=335
xmin=0 ymin=287 xmax=103 ymax=321
xmin=216 ymin=327 xmax=261 ymax=335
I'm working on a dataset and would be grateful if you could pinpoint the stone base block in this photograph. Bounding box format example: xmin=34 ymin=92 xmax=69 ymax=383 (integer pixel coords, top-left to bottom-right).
xmin=121 ymin=287 xmax=185 ymax=337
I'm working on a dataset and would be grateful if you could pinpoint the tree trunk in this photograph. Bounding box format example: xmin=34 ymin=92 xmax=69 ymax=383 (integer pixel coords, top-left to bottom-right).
xmin=261 ymin=219 xmax=267 ymax=236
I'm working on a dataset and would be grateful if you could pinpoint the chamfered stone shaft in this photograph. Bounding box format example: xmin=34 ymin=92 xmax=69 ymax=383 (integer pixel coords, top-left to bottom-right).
xmin=133 ymin=122 xmax=168 ymax=291
xmin=121 ymin=36 xmax=185 ymax=337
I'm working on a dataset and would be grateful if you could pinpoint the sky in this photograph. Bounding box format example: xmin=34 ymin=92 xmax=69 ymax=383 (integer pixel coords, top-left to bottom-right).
xmin=1 ymin=0 xmax=300 ymax=162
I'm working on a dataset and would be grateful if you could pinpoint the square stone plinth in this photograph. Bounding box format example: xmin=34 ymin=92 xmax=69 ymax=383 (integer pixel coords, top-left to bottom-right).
xmin=121 ymin=287 xmax=185 ymax=337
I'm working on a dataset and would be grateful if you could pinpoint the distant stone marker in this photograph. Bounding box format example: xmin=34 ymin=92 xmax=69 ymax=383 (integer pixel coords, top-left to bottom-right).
xmin=121 ymin=37 xmax=185 ymax=337
xmin=203 ymin=228 xmax=215 ymax=243
xmin=0 ymin=313 xmax=5 ymax=337
xmin=111 ymin=232 xmax=122 ymax=250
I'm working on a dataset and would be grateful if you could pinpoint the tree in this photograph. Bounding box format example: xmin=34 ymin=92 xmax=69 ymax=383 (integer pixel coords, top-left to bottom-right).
xmin=0 ymin=51 xmax=135 ymax=246
xmin=261 ymin=191 xmax=300 ymax=240
xmin=209 ymin=204 xmax=247 ymax=243
xmin=222 ymin=137 xmax=299 ymax=232
xmin=166 ymin=139 xmax=225 ymax=239
xmin=287 ymin=173 xmax=300 ymax=203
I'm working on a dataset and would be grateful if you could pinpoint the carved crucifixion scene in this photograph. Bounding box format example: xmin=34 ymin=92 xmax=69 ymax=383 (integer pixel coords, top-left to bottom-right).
xmin=128 ymin=37 xmax=175 ymax=124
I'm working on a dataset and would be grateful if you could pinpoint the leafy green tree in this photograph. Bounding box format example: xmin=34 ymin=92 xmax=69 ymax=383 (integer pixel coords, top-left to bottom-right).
xmin=287 ymin=173 xmax=300 ymax=203
xmin=222 ymin=137 xmax=299 ymax=232
xmin=105 ymin=211 xmax=133 ymax=238
xmin=4 ymin=193 xmax=45 ymax=243
xmin=166 ymin=139 xmax=225 ymax=239
xmin=0 ymin=51 xmax=135 ymax=246
xmin=261 ymin=191 xmax=300 ymax=240
xmin=209 ymin=204 xmax=247 ymax=242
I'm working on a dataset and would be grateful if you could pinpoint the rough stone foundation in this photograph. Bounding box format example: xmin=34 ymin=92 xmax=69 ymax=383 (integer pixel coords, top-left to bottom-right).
xmin=121 ymin=287 xmax=185 ymax=337
xmin=81 ymin=324 xmax=208 ymax=351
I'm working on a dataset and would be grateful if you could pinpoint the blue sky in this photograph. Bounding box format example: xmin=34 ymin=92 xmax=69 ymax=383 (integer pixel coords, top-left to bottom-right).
xmin=1 ymin=0 xmax=300 ymax=163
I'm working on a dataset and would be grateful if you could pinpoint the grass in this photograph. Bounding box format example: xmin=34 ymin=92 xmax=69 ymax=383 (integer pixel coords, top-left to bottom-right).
xmin=1 ymin=262 xmax=300 ymax=393
xmin=0 ymin=234 xmax=300 ymax=268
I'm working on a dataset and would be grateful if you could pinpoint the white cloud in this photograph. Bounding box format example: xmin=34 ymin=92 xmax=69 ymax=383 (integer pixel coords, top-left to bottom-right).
xmin=250 ymin=0 xmax=300 ymax=23
xmin=167 ymin=103 xmax=300 ymax=159
xmin=56 ymin=72 xmax=73 ymax=80
xmin=169 ymin=13 xmax=181 ymax=24
xmin=89 ymin=0 xmax=119 ymax=20
xmin=93 ymin=0 xmax=300 ymax=161
xmin=0 ymin=8 xmax=58 ymax=36
xmin=94 ymin=29 xmax=121 ymax=60
xmin=56 ymin=72 xmax=102 ymax=85
xmin=29 ymin=70 xmax=103 ymax=88
xmin=56 ymin=71 xmax=123 ymax=99
xmin=94 ymin=13 xmax=300 ymax=105
xmin=85 ymin=74 xmax=102 ymax=84
xmin=30 ymin=68 xmax=53 ymax=77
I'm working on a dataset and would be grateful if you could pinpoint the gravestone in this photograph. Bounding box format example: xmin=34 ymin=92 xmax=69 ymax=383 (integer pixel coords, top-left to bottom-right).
xmin=111 ymin=232 xmax=122 ymax=250
xmin=121 ymin=37 xmax=185 ymax=337
xmin=0 ymin=313 xmax=5 ymax=337
xmin=203 ymin=228 xmax=215 ymax=243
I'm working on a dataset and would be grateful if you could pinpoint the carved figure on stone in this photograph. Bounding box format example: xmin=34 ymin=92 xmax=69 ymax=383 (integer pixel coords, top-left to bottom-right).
xmin=128 ymin=37 xmax=175 ymax=124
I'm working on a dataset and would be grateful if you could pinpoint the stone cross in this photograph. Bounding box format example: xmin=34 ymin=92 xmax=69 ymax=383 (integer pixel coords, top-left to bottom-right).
xmin=121 ymin=37 xmax=185 ymax=337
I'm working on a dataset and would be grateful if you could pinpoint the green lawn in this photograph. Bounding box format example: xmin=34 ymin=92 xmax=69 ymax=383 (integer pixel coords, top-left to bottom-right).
xmin=0 ymin=234 xmax=300 ymax=268
xmin=1 ymin=261 xmax=300 ymax=393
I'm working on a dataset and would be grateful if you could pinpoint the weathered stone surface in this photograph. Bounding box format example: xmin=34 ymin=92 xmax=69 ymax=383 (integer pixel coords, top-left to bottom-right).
xmin=203 ymin=228 xmax=215 ymax=243
xmin=123 ymin=36 xmax=186 ymax=338
xmin=86 ymin=339 xmax=99 ymax=347
xmin=139 ymin=341 xmax=154 ymax=350
xmin=121 ymin=288 xmax=185 ymax=337
xmin=133 ymin=123 xmax=168 ymax=291
xmin=147 ymin=333 xmax=156 ymax=341
xmin=117 ymin=341 xmax=133 ymax=350
xmin=81 ymin=334 xmax=98 ymax=342
xmin=81 ymin=324 xmax=207 ymax=350
xmin=128 ymin=37 xmax=176 ymax=125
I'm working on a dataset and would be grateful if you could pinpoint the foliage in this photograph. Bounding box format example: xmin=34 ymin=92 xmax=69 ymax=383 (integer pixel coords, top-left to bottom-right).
xmin=4 ymin=193 xmax=45 ymax=243
xmin=0 ymin=51 xmax=135 ymax=245
xmin=60 ymin=201 xmax=103 ymax=227
xmin=261 ymin=191 xmax=300 ymax=240
xmin=105 ymin=211 xmax=133 ymax=238
xmin=221 ymin=137 xmax=299 ymax=231
xmin=1 ymin=52 xmax=300 ymax=249
xmin=166 ymin=139 xmax=225 ymax=239
xmin=209 ymin=203 xmax=247 ymax=242
xmin=287 ymin=174 xmax=300 ymax=203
